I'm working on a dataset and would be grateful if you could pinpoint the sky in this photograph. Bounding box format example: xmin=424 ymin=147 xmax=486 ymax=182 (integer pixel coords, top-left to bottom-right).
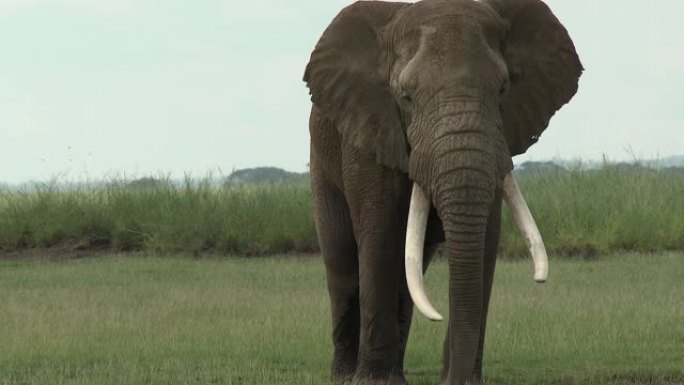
xmin=1 ymin=0 xmax=682 ymax=183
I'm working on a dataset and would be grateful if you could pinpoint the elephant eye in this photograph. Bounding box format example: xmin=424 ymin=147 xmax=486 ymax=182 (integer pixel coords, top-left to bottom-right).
xmin=499 ymin=80 xmax=510 ymax=97
xmin=400 ymin=91 xmax=413 ymax=104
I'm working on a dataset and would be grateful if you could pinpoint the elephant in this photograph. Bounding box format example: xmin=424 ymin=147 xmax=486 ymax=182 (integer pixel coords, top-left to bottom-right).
xmin=303 ymin=0 xmax=582 ymax=384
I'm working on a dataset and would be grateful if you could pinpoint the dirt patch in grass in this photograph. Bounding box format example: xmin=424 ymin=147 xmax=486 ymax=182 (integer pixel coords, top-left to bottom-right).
xmin=0 ymin=245 xmax=320 ymax=261
xmin=0 ymin=244 xmax=118 ymax=260
xmin=603 ymin=373 xmax=684 ymax=385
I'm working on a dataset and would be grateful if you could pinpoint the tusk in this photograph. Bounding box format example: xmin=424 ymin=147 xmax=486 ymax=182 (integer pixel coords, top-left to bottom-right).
xmin=502 ymin=173 xmax=549 ymax=282
xmin=405 ymin=184 xmax=443 ymax=321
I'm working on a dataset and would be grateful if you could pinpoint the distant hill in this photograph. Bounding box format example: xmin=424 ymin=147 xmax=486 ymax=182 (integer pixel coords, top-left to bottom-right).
xmin=514 ymin=155 xmax=684 ymax=175
xmin=224 ymin=167 xmax=309 ymax=185
xmin=514 ymin=161 xmax=566 ymax=176
xmin=549 ymin=155 xmax=684 ymax=170
xmin=125 ymin=177 xmax=163 ymax=190
xmin=1 ymin=156 xmax=682 ymax=189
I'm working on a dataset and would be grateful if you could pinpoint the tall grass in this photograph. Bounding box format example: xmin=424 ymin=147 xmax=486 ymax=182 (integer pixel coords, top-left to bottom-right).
xmin=0 ymin=179 xmax=316 ymax=256
xmin=501 ymin=165 xmax=684 ymax=257
xmin=0 ymin=164 xmax=682 ymax=256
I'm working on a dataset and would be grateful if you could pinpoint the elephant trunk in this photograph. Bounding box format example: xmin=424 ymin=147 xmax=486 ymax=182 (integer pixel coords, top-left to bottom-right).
xmin=434 ymin=135 xmax=495 ymax=381
xmin=405 ymin=124 xmax=499 ymax=328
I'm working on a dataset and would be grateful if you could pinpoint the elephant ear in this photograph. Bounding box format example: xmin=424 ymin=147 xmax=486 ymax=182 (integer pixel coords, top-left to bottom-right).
xmin=484 ymin=0 xmax=583 ymax=156
xmin=303 ymin=2 xmax=410 ymax=171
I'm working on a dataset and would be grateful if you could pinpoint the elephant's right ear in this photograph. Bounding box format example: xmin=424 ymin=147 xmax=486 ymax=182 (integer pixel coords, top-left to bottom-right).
xmin=303 ymin=1 xmax=410 ymax=172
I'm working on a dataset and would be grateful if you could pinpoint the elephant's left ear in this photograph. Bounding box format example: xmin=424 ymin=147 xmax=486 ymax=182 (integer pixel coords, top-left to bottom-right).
xmin=484 ymin=0 xmax=583 ymax=156
xmin=303 ymin=2 xmax=411 ymax=171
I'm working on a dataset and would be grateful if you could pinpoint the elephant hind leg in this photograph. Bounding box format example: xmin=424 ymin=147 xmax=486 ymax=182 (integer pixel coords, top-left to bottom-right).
xmin=312 ymin=173 xmax=360 ymax=381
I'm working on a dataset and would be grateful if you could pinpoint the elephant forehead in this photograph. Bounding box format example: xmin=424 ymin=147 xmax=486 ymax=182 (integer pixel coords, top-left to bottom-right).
xmin=391 ymin=0 xmax=506 ymax=52
xmin=396 ymin=0 xmax=502 ymax=27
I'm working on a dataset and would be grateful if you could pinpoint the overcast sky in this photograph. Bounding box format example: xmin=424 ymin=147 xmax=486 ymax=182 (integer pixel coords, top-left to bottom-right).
xmin=1 ymin=0 xmax=682 ymax=183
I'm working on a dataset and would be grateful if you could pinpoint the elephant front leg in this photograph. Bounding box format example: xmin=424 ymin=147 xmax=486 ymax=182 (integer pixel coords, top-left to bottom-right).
xmin=354 ymin=222 xmax=406 ymax=384
xmin=341 ymin=159 xmax=411 ymax=384
xmin=327 ymin=273 xmax=361 ymax=381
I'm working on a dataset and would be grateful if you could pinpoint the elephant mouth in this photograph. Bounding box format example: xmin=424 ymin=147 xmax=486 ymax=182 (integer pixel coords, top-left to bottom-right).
xmin=404 ymin=172 xmax=549 ymax=321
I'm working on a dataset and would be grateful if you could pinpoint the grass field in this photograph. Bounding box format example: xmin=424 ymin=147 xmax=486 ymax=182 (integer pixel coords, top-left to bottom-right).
xmin=1 ymin=254 xmax=682 ymax=385
xmin=1 ymin=165 xmax=683 ymax=258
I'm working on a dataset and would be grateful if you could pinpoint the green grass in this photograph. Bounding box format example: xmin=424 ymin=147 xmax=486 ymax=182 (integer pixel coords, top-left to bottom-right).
xmin=0 ymin=164 xmax=683 ymax=257
xmin=501 ymin=166 xmax=684 ymax=257
xmin=0 ymin=180 xmax=317 ymax=256
xmin=1 ymin=254 xmax=682 ymax=384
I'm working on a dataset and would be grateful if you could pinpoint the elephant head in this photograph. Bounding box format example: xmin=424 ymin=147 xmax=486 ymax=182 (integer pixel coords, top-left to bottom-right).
xmin=304 ymin=0 xmax=581 ymax=381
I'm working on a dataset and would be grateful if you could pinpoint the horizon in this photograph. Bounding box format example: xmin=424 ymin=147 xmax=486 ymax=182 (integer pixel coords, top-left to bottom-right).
xmin=2 ymin=154 xmax=683 ymax=187
xmin=1 ymin=0 xmax=683 ymax=184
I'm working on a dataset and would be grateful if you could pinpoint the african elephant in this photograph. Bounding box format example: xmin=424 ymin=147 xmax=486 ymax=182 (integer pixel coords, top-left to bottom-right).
xmin=303 ymin=0 xmax=582 ymax=384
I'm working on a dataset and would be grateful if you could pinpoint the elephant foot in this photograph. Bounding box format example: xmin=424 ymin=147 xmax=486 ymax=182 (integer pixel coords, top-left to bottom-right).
xmin=330 ymin=351 xmax=358 ymax=383
xmin=332 ymin=372 xmax=354 ymax=384
xmin=349 ymin=371 xmax=407 ymax=385
xmin=331 ymin=367 xmax=355 ymax=384
xmin=440 ymin=375 xmax=482 ymax=385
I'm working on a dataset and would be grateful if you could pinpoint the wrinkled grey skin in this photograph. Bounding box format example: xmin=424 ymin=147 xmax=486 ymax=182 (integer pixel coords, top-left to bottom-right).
xmin=303 ymin=0 xmax=582 ymax=384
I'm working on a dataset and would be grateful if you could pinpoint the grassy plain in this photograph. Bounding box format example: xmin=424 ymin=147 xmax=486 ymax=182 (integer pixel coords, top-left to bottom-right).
xmin=0 ymin=181 xmax=318 ymax=256
xmin=1 ymin=165 xmax=683 ymax=258
xmin=1 ymin=254 xmax=682 ymax=385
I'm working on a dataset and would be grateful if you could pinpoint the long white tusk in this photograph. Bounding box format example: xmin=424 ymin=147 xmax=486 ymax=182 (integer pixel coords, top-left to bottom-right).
xmin=405 ymin=184 xmax=443 ymax=321
xmin=502 ymin=173 xmax=549 ymax=282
